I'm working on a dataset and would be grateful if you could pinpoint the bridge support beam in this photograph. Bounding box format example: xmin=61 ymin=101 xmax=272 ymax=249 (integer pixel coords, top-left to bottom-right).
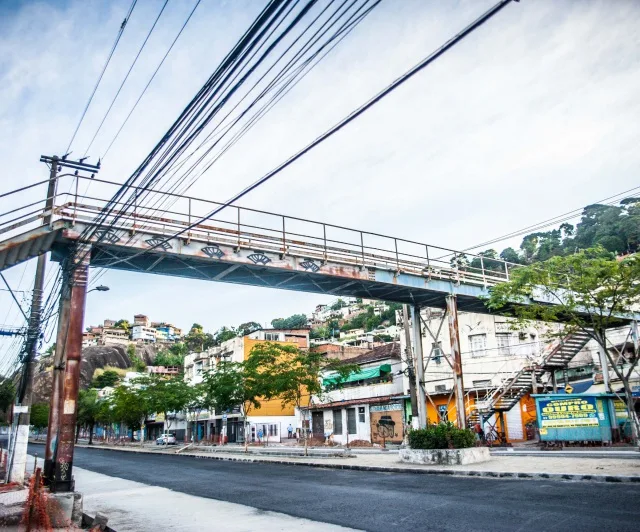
xmin=410 ymin=306 xmax=427 ymax=428
xmin=47 ymin=244 xmax=90 ymax=492
xmin=446 ymin=295 xmax=467 ymax=429
xmin=44 ymin=267 xmax=72 ymax=484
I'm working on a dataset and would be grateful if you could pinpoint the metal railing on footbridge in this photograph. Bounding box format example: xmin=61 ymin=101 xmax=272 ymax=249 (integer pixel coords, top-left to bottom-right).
xmin=0 ymin=175 xmax=517 ymax=287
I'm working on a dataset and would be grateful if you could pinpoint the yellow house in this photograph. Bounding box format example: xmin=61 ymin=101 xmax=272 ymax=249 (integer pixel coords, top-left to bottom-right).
xmin=422 ymin=392 xmax=533 ymax=444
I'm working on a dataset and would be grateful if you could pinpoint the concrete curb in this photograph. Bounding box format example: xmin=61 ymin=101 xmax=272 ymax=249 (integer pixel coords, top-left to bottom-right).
xmin=490 ymin=450 xmax=640 ymax=460
xmin=71 ymin=444 xmax=640 ymax=484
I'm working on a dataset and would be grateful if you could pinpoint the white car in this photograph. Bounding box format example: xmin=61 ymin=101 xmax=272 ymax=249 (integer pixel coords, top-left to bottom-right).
xmin=156 ymin=433 xmax=177 ymax=445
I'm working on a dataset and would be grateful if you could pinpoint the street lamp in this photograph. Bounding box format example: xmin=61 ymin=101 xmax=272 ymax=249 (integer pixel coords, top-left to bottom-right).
xmin=88 ymin=285 xmax=110 ymax=293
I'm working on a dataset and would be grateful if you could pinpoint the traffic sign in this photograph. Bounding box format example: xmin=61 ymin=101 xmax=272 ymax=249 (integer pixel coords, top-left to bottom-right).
xmin=565 ymin=384 xmax=574 ymax=394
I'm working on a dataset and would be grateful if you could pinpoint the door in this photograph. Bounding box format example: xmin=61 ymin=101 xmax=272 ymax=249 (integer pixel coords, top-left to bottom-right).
xmin=506 ymin=404 xmax=524 ymax=441
xmin=312 ymin=411 xmax=324 ymax=438
xmin=370 ymin=410 xmax=403 ymax=444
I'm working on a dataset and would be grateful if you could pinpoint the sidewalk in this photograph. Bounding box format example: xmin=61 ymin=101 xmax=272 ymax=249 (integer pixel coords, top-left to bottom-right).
xmin=75 ymin=465 xmax=354 ymax=532
xmin=77 ymin=443 xmax=640 ymax=483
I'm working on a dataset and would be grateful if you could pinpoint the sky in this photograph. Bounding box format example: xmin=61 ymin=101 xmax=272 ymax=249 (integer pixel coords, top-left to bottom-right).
xmin=0 ymin=0 xmax=639 ymax=367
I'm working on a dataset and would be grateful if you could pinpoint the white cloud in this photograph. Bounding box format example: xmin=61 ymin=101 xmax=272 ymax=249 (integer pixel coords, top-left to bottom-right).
xmin=0 ymin=0 xmax=639 ymax=351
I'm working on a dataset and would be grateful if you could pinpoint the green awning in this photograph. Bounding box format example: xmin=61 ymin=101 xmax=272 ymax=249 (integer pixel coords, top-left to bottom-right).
xmin=323 ymin=364 xmax=391 ymax=386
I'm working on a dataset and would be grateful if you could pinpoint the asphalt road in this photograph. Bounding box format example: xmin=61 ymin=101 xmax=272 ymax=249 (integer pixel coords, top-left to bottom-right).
xmin=29 ymin=443 xmax=640 ymax=532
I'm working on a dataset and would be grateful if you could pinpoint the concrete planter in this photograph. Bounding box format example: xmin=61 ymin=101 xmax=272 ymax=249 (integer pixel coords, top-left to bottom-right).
xmin=400 ymin=446 xmax=490 ymax=466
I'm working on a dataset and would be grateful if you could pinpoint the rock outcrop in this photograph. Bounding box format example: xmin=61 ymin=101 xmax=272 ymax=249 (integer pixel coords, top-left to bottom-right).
xmin=31 ymin=343 xmax=166 ymax=403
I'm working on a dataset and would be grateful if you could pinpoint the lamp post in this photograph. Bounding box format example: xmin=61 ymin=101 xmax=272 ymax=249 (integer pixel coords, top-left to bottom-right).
xmin=87 ymin=285 xmax=110 ymax=293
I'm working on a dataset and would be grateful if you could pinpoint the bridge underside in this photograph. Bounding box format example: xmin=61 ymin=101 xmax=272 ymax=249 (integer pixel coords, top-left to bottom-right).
xmin=77 ymin=243 xmax=491 ymax=312
xmin=2 ymin=221 xmax=493 ymax=312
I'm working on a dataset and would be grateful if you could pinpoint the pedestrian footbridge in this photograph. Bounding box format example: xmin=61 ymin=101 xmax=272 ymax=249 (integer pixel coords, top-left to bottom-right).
xmin=0 ymin=174 xmax=522 ymax=311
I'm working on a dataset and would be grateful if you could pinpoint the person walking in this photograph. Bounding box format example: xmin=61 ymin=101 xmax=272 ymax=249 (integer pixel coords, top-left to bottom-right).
xmin=257 ymin=428 xmax=263 ymax=444
xmin=287 ymin=424 xmax=293 ymax=439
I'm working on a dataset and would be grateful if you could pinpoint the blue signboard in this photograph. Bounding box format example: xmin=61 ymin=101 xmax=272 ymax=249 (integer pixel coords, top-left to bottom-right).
xmin=538 ymin=396 xmax=599 ymax=429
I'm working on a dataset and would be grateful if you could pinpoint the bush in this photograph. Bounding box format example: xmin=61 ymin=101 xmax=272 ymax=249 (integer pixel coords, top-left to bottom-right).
xmin=407 ymin=423 xmax=475 ymax=449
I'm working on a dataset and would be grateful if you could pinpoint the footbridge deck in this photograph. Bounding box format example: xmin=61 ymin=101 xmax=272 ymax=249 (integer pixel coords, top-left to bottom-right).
xmin=0 ymin=175 xmax=518 ymax=312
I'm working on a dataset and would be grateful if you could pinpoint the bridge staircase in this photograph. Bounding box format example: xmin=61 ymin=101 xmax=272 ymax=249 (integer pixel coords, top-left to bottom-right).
xmin=471 ymin=329 xmax=593 ymax=424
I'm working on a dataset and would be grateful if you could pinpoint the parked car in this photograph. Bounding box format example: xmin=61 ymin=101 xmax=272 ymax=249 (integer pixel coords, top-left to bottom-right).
xmin=156 ymin=433 xmax=177 ymax=445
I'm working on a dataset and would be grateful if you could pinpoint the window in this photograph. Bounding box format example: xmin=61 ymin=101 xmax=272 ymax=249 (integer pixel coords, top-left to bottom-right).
xmin=268 ymin=424 xmax=278 ymax=437
xmin=434 ymin=384 xmax=447 ymax=393
xmin=358 ymin=407 xmax=365 ymax=423
xmin=432 ymin=342 xmax=443 ymax=364
xmin=496 ymin=334 xmax=511 ymax=356
xmin=346 ymin=408 xmax=357 ymax=435
xmin=333 ymin=410 xmax=343 ymax=435
xmin=195 ymin=361 xmax=203 ymax=376
xmin=473 ymin=379 xmax=492 ymax=388
xmin=469 ymin=334 xmax=487 ymax=357
xmin=264 ymin=333 xmax=280 ymax=341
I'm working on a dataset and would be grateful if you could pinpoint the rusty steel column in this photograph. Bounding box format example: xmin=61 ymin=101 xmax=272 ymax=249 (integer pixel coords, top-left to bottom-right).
xmin=52 ymin=244 xmax=90 ymax=492
xmin=43 ymin=268 xmax=72 ymax=485
xmin=446 ymin=295 xmax=467 ymax=429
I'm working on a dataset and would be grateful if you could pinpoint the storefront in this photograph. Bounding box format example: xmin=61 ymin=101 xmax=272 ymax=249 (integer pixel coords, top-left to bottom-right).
xmin=309 ymin=395 xmax=408 ymax=445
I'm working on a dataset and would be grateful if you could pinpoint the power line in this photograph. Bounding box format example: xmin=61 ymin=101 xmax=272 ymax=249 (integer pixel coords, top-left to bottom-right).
xmin=76 ymin=0 xmax=344 ymax=272
xmin=83 ymin=0 xmax=170 ymax=157
xmin=458 ymin=184 xmax=640 ymax=253
xmin=0 ymin=274 xmax=29 ymax=324
xmin=125 ymin=0 xmax=379 ymax=236
xmin=65 ymin=0 xmax=138 ymax=154
xmin=95 ymin=0 xmax=516 ymax=270
xmin=88 ymin=0 xmax=383 ymax=287
xmin=102 ymin=0 xmax=202 ymax=159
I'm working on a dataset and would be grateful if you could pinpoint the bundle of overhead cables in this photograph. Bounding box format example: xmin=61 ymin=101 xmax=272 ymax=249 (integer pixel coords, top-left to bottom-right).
xmin=35 ymin=0 xmax=383 ymax=354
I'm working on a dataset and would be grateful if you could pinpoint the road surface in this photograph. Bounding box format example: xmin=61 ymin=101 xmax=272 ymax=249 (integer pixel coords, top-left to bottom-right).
xmin=29 ymin=443 xmax=640 ymax=531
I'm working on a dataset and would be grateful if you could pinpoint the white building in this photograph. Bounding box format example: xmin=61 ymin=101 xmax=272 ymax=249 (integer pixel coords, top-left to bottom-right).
xmin=82 ymin=332 xmax=99 ymax=348
xmin=132 ymin=325 xmax=157 ymax=343
xmin=101 ymin=328 xmax=130 ymax=347
xmin=398 ymin=308 xmax=637 ymax=442
xmin=308 ymin=343 xmax=406 ymax=446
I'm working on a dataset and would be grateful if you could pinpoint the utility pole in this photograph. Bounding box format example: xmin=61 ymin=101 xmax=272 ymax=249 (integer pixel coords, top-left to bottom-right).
xmin=410 ymin=306 xmax=427 ymax=428
xmin=33 ymin=154 xmax=99 ymax=490
xmin=446 ymin=295 xmax=467 ymax=429
xmin=7 ymin=155 xmax=60 ymax=483
xmin=7 ymin=255 xmax=46 ymax=484
xmin=401 ymin=305 xmax=419 ymax=429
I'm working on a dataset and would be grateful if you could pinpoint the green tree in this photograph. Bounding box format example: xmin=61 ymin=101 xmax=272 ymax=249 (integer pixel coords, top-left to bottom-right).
xmin=201 ymin=359 xmax=266 ymax=452
xmin=154 ymin=351 xmax=184 ymax=367
xmin=184 ymin=324 xmax=215 ymax=352
xmin=112 ymin=384 xmax=152 ymax=444
xmin=143 ymin=376 xmax=192 ymax=440
xmin=185 ymin=382 xmax=208 ymax=443
xmin=214 ymin=326 xmax=237 ymax=344
xmin=114 ymin=319 xmax=131 ymax=336
xmin=487 ymin=247 xmax=640 ymax=445
xmin=31 ymin=403 xmax=49 ymax=438
xmin=270 ymin=314 xmax=308 ymax=329
xmin=91 ymin=369 xmax=121 ymax=389
xmin=0 ymin=378 xmax=15 ymax=412
xmin=127 ymin=344 xmax=146 ymax=372
xmin=246 ymin=342 xmax=358 ymax=454
xmin=77 ymin=389 xmax=101 ymax=444
xmin=499 ymin=247 xmax=521 ymax=264
xmin=380 ymin=303 xmax=402 ymax=325
xmin=237 ymin=321 xmax=262 ymax=336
